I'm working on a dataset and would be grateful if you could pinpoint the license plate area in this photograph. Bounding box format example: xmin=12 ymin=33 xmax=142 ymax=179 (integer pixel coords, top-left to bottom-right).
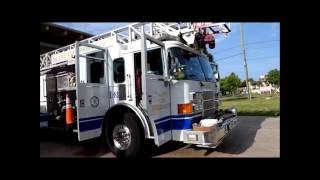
xmin=187 ymin=134 xmax=199 ymax=141
xmin=183 ymin=130 xmax=215 ymax=145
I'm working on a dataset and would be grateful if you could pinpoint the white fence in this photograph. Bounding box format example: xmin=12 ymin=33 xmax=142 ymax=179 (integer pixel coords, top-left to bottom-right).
xmin=240 ymin=85 xmax=280 ymax=95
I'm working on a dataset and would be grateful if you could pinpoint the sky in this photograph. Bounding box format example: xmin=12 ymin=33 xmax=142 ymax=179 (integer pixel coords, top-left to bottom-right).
xmin=55 ymin=22 xmax=280 ymax=81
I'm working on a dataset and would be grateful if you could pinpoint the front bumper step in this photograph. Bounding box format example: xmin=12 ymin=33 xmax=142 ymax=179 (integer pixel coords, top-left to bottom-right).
xmin=182 ymin=115 xmax=239 ymax=148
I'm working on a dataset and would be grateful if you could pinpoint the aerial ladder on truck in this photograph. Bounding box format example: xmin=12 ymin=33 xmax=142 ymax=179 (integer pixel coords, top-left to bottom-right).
xmin=40 ymin=22 xmax=231 ymax=70
xmin=40 ymin=22 xmax=236 ymax=158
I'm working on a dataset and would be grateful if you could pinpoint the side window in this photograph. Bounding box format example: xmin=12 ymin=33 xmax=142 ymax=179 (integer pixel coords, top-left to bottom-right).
xmin=89 ymin=61 xmax=104 ymax=83
xmin=79 ymin=50 xmax=105 ymax=84
xmin=133 ymin=48 xmax=164 ymax=76
xmin=147 ymin=48 xmax=163 ymax=75
xmin=113 ymin=58 xmax=125 ymax=83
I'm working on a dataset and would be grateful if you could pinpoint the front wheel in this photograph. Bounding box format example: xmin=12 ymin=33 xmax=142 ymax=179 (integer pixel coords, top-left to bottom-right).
xmin=104 ymin=112 xmax=144 ymax=158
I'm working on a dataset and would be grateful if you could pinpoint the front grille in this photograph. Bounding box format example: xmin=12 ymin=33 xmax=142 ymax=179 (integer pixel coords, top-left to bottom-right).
xmin=203 ymin=100 xmax=214 ymax=109
xmin=202 ymin=91 xmax=215 ymax=118
xmin=203 ymin=91 xmax=214 ymax=100
xmin=204 ymin=108 xmax=215 ymax=118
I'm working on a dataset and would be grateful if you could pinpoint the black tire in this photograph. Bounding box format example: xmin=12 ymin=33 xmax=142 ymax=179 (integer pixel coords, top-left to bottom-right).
xmin=104 ymin=112 xmax=144 ymax=158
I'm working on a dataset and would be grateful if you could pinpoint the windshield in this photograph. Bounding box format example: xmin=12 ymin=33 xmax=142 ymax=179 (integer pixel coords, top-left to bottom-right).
xmin=169 ymin=47 xmax=205 ymax=81
xmin=169 ymin=47 xmax=213 ymax=82
xmin=198 ymin=56 xmax=214 ymax=81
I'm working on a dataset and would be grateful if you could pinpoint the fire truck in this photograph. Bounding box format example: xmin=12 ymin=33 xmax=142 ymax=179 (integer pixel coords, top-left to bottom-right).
xmin=40 ymin=22 xmax=239 ymax=158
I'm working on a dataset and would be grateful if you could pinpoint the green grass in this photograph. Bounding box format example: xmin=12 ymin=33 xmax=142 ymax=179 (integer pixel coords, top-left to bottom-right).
xmin=220 ymin=94 xmax=280 ymax=116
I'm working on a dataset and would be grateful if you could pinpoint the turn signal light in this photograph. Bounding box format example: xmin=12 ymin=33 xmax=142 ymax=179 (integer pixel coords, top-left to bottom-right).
xmin=178 ymin=103 xmax=193 ymax=114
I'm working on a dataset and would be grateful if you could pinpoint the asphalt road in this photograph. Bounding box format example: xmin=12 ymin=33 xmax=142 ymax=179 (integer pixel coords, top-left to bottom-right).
xmin=40 ymin=116 xmax=280 ymax=158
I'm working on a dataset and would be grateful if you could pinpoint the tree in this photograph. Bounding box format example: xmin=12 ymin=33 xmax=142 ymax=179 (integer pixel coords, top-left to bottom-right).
xmin=220 ymin=77 xmax=228 ymax=95
xmin=248 ymin=78 xmax=255 ymax=84
xmin=266 ymin=69 xmax=280 ymax=86
xmin=220 ymin=72 xmax=241 ymax=96
xmin=241 ymin=78 xmax=255 ymax=87
xmin=256 ymin=80 xmax=262 ymax=86
xmin=241 ymin=80 xmax=247 ymax=87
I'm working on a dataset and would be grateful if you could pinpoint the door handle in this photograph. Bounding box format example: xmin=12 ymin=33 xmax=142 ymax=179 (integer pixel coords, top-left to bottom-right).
xmin=127 ymin=74 xmax=132 ymax=100
xmin=126 ymin=74 xmax=130 ymax=98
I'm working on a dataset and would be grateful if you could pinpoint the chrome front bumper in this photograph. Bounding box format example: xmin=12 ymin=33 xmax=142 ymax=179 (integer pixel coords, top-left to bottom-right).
xmin=182 ymin=111 xmax=239 ymax=148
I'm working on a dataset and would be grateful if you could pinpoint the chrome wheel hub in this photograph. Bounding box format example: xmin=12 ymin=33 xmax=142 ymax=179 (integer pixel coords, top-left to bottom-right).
xmin=112 ymin=124 xmax=131 ymax=150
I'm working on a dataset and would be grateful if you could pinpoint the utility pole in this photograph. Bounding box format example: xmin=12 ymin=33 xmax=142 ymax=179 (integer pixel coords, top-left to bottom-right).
xmin=240 ymin=23 xmax=252 ymax=101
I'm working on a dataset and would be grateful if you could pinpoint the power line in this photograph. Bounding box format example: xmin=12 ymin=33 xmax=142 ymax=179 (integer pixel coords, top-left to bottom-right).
xmin=247 ymin=44 xmax=280 ymax=51
xmin=217 ymin=55 xmax=279 ymax=64
xmin=215 ymin=53 xmax=242 ymax=61
xmin=214 ymin=40 xmax=280 ymax=55
xmin=247 ymin=56 xmax=279 ymax=60
xmin=217 ymin=60 xmax=241 ymax=65
xmin=215 ymin=45 xmax=279 ymax=61
xmin=216 ymin=57 xmax=239 ymax=64
xmin=217 ymin=56 xmax=279 ymax=67
xmin=213 ymin=45 xmax=240 ymax=55
xmin=212 ymin=39 xmax=279 ymax=55
xmin=246 ymin=39 xmax=279 ymax=46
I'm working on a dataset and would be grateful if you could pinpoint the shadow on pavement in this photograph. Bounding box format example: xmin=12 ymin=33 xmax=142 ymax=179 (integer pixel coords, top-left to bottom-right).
xmin=74 ymin=138 xmax=110 ymax=157
xmin=40 ymin=129 xmax=110 ymax=157
xmin=40 ymin=129 xmax=78 ymax=144
xmin=215 ymin=116 xmax=266 ymax=154
xmin=143 ymin=140 xmax=187 ymax=158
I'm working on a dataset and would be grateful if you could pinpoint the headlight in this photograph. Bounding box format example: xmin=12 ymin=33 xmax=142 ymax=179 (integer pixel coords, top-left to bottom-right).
xmin=231 ymin=108 xmax=237 ymax=115
xmin=193 ymin=104 xmax=199 ymax=111
xmin=226 ymin=107 xmax=237 ymax=116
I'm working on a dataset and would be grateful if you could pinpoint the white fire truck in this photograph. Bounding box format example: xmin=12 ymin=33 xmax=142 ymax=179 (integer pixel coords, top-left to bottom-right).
xmin=40 ymin=22 xmax=239 ymax=158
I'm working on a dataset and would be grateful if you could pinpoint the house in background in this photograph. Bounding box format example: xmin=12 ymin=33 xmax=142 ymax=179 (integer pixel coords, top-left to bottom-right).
xmin=239 ymin=74 xmax=279 ymax=95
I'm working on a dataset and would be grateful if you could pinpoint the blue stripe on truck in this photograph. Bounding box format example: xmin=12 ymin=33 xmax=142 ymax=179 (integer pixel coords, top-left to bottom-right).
xmin=79 ymin=118 xmax=103 ymax=132
xmin=155 ymin=113 xmax=202 ymax=135
xmin=79 ymin=115 xmax=104 ymax=122
xmin=77 ymin=113 xmax=202 ymax=134
xmin=40 ymin=113 xmax=50 ymax=122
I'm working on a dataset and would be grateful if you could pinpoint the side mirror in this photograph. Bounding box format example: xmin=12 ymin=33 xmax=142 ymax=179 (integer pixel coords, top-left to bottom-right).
xmin=173 ymin=57 xmax=179 ymax=70
xmin=178 ymin=64 xmax=186 ymax=70
xmin=215 ymin=73 xmax=220 ymax=81
xmin=175 ymin=64 xmax=186 ymax=80
xmin=169 ymin=57 xmax=179 ymax=75
xmin=169 ymin=57 xmax=186 ymax=80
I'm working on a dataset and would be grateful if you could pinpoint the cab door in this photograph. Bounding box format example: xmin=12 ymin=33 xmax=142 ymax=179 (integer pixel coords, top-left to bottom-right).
xmin=75 ymin=42 xmax=110 ymax=141
xmin=140 ymin=34 xmax=171 ymax=146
